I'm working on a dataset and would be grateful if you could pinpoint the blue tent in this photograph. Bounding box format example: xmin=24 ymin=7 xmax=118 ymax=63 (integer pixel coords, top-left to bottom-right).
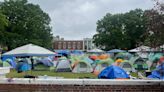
xmin=147 ymin=63 xmax=164 ymax=79
xmin=16 ymin=60 xmax=31 ymax=73
xmin=98 ymin=65 xmax=130 ymax=79
xmin=38 ymin=57 xmax=53 ymax=67
xmin=107 ymin=49 xmax=126 ymax=53
xmin=6 ymin=59 xmax=17 ymax=68
xmin=71 ymin=50 xmax=84 ymax=55
xmin=1 ymin=56 xmax=15 ymax=62
xmin=55 ymin=50 xmax=70 ymax=57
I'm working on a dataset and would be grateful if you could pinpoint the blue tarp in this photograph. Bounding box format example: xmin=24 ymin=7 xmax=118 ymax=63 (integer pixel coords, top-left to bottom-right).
xmin=98 ymin=65 xmax=130 ymax=79
xmin=147 ymin=63 xmax=164 ymax=79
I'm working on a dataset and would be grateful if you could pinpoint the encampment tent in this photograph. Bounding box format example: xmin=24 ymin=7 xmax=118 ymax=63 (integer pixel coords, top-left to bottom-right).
xmin=115 ymin=53 xmax=133 ymax=60
xmin=72 ymin=60 xmax=93 ymax=73
xmin=93 ymin=60 xmax=113 ymax=75
xmin=130 ymin=57 xmax=148 ymax=71
xmin=56 ymin=60 xmax=72 ymax=72
xmin=119 ymin=60 xmax=134 ymax=72
xmin=98 ymin=65 xmax=130 ymax=79
xmin=147 ymin=63 xmax=164 ymax=79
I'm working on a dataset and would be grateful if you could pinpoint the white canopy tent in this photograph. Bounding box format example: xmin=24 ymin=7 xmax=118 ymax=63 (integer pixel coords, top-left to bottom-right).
xmin=87 ymin=48 xmax=104 ymax=53
xmin=128 ymin=46 xmax=151 ymax=52
xmin=3 ymin=44 xmax=55 ymax=57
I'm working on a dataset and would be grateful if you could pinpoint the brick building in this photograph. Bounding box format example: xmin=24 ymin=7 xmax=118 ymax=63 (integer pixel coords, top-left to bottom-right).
xmin=53 ymin=40 xmax=84 ymax=50
xmin=53 ymin=36 xmax=95 ymax=51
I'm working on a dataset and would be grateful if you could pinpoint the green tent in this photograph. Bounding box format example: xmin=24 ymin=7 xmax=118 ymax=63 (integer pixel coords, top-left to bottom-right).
xmin=130 ymin=56 xmax=148 ymax=71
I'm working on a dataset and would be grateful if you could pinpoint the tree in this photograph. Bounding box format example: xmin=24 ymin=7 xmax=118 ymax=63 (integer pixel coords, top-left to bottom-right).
xmin=0 ymin=0 xmax=53 ymax=50
xmin=144 ymin=0 xmax=164 ymax=47
xmin=93 ymin=9 xmax=147 ymax=50
xmin=0 ymin=11 xmax=8 ymax=46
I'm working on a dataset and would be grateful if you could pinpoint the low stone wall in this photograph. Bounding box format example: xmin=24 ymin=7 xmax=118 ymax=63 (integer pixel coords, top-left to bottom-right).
xmin=0 ymin=78 xmax=163 ymax=92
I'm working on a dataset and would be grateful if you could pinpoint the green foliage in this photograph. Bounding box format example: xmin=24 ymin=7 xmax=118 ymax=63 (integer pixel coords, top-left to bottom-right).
xmin=0 ymin=12 xmax=8 ymax=45
xmin=0 ymin=0 xmax=53 ymax=50
xmin=93 ymin=9 xmax=146 ymax=50
xmin=143 ymin=0 xmax=164 ymax=47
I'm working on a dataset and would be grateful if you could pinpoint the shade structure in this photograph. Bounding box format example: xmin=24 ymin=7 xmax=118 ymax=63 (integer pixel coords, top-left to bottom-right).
xmin=128 ymin=46 xmax=151 ymax=52
xmin=3 ymin=44 xmax=55 ymax=57
xmin=107 ymin=49 xmax=126 ymax=53
xmin=87 ymin=48 xmax=104 ymax=53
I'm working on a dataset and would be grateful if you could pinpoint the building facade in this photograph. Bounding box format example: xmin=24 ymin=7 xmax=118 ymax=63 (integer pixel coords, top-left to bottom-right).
xmin=53 ymin=40 xmax=84 ymax=50
xmin=53 ymin=36 xmax=95 ymax=51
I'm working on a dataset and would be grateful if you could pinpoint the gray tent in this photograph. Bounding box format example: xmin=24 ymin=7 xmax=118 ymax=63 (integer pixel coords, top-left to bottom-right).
xmin=72 ymin=60 xmax=93 ymax=73
xmin=119 ymin=60 xmax=134 ymax=72
xmin=56 ymin=60 xmax=72 ymax=72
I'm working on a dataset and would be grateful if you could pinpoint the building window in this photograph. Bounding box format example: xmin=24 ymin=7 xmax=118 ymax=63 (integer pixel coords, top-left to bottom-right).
xmin=68 ymin=42 xmax=71 ymax=49
xmin=77 ymin=42 xmax=81 ymax=49
xmin=63 ymin=42 xmax=66 ymax=49
xmin=58 ymin=42 xmax=61 ymax=49
xmin=73 ymin=42 xmax=76 ymax=49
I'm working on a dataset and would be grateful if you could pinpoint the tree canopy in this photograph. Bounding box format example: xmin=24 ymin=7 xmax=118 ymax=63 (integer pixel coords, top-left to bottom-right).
xmin=93 ymin=0 xmax=164 ymax=50
xmin=0 ymin=0 xmax=53 ymax=50
xmin=93 ymin=9 xmax=147 ymax=50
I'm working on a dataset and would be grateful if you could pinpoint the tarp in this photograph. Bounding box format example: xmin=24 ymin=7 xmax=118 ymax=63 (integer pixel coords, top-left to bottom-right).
xmin=3 ymin=44 xmax=55 ymax=56
xmin=98 ymin=65 xmax=130 ymax=79
xmin=107 ymin=49 xmax=126 ymax=53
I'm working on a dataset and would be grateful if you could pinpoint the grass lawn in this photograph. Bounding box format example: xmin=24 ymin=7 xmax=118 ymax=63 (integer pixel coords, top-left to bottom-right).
xmin=6 ymin=69 xmax=97 ymax=79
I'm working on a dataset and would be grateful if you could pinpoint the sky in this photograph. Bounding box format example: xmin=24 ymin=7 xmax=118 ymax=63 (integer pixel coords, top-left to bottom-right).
xmin=1 ymin=0 xmax=155 ymax=40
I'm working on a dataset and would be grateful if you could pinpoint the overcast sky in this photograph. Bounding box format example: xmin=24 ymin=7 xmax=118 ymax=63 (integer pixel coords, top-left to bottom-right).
xmin=1 ymin=0 xmax=155 ymax=40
